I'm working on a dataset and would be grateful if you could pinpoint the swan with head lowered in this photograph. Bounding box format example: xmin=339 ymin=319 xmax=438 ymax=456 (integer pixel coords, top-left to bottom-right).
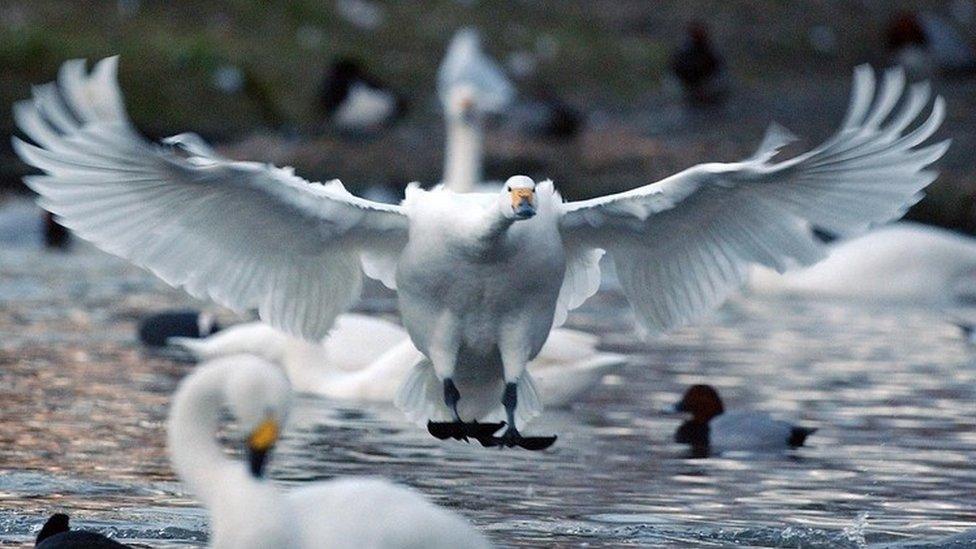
xmin=169 ymin=355 xmax=491 ymax=548
xmin=169 ymin=314 xmax=626 ymax=407
xmin=15 ymin=58 xmax=948 ymax=450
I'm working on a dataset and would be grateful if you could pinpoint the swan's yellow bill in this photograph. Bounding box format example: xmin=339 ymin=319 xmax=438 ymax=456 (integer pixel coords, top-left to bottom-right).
xmin=247 ymin=418 xmax=279 ymax=452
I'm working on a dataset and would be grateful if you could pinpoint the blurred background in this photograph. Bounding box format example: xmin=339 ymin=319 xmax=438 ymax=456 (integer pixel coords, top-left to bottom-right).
xmin=0 ymin=0 xmax=976 ymax=232
xmin=0 ymin=0 xmax=974 ymax=227
xmin=3 ymin=4 xmax=976 ymax=546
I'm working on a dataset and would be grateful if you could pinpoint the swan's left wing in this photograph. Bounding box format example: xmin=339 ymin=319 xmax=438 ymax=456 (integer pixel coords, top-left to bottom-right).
xmin=13 ymin=57 xmax=408 ymax=340
xmin=559 ymin=66 xmax=948 ymax=336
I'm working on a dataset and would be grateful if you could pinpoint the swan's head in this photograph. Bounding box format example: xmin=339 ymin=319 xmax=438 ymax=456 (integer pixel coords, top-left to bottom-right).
xmin=501 ymin=175 xmax=537 ymax=220
xmin=224 ymin=359 xmax=292 ymax=479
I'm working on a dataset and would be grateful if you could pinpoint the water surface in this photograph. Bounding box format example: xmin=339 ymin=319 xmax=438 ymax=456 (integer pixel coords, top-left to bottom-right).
xmin=1 ymin=200 xmax=974 ymax=548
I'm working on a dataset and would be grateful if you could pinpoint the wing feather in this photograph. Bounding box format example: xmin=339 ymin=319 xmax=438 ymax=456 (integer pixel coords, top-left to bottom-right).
xmin=13 ymin=57 xmax=408 ymax=340
xmin=560 ymin=65 xmax=948 ymax=336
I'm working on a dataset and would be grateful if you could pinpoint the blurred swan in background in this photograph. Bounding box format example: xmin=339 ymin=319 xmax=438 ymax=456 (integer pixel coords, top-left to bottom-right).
xmin=15 ymin=59 xmax=947 ymax=449
xmin=169 ymin=355 xmax=491 ymax=548
xmin=437 ymin=28 xmax=514 ymax=192
xmin=170 ymin=315 xmax=626 ymax=406
xmin=318 ymin=59 xmax=406 ymax=133
xmin=747 ymin=222 xmax=976 ymax=305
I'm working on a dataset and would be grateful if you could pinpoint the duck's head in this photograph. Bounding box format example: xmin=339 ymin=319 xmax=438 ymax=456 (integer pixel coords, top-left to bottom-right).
xmin=225 ymin=363 xmax=292 ymax=479
xmin=500 ymin=175 xmax=537 ymax=220
xmin=672 ymin=384 xmax=724 ymax=422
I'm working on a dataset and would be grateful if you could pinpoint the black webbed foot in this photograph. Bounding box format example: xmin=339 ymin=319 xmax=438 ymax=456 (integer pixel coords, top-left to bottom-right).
xmin=427 ymin=420 xmax=506 ymax=443
xmin=479 ymin=426 xmax=557 ymax=451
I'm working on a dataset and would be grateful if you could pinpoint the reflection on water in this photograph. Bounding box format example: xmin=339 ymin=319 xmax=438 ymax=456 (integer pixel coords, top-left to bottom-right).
xmin=1 ymin=202 xmax=975 ymax=548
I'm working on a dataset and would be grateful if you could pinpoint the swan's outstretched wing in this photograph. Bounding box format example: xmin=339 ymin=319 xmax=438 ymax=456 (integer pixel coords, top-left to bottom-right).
xmin=437 ymin=27 xmax=514 ymax=111
xmin=559 ymin=66 xmax=948 ymax=336
xmin=13 ymin=57 xmax=408 ymax=340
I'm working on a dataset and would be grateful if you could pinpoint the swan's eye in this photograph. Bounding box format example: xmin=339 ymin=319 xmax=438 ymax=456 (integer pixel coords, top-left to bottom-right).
xmin=507 ymin=187 xmax=512 ymax=192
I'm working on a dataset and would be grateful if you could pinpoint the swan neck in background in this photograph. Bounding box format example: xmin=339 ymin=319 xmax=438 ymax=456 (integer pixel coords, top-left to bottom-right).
xmin=444 ymin=114 xmax=483 ymax=193
xmin=167 ymin=365 xmax=254 ymax=508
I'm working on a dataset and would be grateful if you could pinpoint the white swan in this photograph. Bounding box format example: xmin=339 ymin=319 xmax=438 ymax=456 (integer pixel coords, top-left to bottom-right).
xmin=747 ymin=222 xmax=976 ymax=304
xmin=15 ymin=59 xmax=947 ymax=449
xmin=169 ymin=355 xmax=491 ymax=548
xmin=438 ymin=28 xmax=514 ymax=192
xmin=170 ymin=314 xmax=627 ymax=406
xmin=167 ymin=32 xmax=620 ymax=411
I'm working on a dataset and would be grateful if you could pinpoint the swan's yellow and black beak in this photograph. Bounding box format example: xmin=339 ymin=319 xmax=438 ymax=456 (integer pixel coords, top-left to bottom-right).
xmin=511 ymin=188 xmax=536 ymax=219
xmin=246 ymin=417 xmax=279 ymax=478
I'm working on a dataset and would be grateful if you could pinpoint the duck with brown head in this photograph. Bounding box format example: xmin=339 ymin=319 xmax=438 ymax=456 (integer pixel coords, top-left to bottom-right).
xmin=670 ymin=385 xmax=816 ymax=455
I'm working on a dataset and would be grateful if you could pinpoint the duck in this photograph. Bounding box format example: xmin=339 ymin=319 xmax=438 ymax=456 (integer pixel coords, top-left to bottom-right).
xmin=168 ymin=314 xmax=626 ymax=407
xmin=34 ymin=513 xmax=130 ymax=548
xmin=507 ymin=87 xmax=583 ymax=141
xmin=747 ymin=222 xmax=976 ymax=305
xmin=15 ymin=58 xmax=947 ymax=450
xmin=137 ymin=309 xmax=221 ymax=347
xmin=318 ymin=58 xmax=406 ymax=133
xmin=437 ymin=28 xmax=515 ymax=193
xmin=886 ymin=11 xmax=976 ymax=75
xmin=669 ymin=21 xmax=728 ymax=106
xmin=169 ymin=354 xmax=491 ymax=548
xmin=670 ymin=385 xmax=816 ymax=453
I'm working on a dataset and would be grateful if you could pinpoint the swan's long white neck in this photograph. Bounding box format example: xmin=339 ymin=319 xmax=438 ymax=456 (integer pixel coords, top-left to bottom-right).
xmin=443 ymin=114 xmax=483 ymax=193
xmin=167 ymin=364 xmax=264 ymax=510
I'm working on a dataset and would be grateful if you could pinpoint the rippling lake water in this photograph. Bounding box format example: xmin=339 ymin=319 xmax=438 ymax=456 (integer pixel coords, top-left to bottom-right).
xmin=1 ymin=200 xmax=974 ymax=548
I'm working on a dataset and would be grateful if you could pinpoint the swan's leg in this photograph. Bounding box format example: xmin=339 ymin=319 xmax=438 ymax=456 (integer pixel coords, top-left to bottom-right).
xmin=426 ymin=314 xmax=504 ymax=443
xmin=479 ymin=326 xmax=557 ymax=451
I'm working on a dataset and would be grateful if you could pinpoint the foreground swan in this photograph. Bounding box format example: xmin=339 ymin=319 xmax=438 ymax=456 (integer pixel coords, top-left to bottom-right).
xmin=167 ymin=33 xmax=620 ymax=410
xmin=747 ymin=222 xmax=976 ymax=304
xmin=15 ymin=58 xmax=947 ymax=449
xmin=170 ymin=314 xmax=626 ymax=406
xmin=169 ymin=355 xmax=491 ymax=548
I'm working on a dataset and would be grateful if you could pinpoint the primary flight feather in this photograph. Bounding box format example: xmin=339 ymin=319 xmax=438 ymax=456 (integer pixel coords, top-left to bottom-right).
xmin=14 ymin=58 xmax=947 ymax=449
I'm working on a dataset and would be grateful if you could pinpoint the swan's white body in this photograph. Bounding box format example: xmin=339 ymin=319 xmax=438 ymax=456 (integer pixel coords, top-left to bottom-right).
xmin=16 ymin=58 xmax=948 ymax=432
xmin=747 ymin=222 xmax=976 ymax=304
xmin=171 ymin=315 xmax=625 ymax=408
xmin=169 ymin=356 xmax=490 ymax=548
xmin=394 ymin=185 xmax=566 ymax=423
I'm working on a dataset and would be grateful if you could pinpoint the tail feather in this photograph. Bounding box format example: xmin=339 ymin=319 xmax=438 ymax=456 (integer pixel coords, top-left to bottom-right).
xmin=394 ymin=363 xmax=544 ymax=429
xmin=394 ymin=359 xmax=446 ymax=425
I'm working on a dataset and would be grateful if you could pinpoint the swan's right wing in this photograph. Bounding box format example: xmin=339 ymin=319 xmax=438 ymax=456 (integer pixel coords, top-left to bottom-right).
xmin=14 ymin=58 xmax=408 ymax=340
xmin=559 ymin=66 xmax=948 ymax=336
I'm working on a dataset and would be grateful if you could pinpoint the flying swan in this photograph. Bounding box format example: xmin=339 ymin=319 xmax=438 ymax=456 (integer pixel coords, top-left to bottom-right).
xmin=169 ymin=354 xmax=491 ymax=548
xmin=14 ymin=58 xmax=948 ymax=450
xmin=165 ymin=30 xmax=624 ymax=409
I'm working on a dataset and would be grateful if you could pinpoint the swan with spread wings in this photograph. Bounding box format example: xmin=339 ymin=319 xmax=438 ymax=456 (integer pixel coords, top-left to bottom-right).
xmin=14 ymin=58 xmax=947 ymax=450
